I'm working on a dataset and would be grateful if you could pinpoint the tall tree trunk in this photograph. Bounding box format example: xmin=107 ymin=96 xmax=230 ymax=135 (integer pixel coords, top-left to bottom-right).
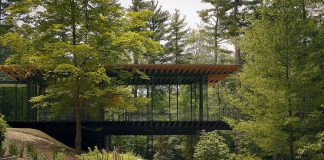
xmin=212 ymin=4 xmax=219 ymax=64
xmin=233 ymin=0 xmax=243 ymax=154
xmin=233 ymin=0 xmax=241 ymax=67
xmin=74 ymin=78 xmax=82 ymax=153
xmin=214 ymin=17 xmax=218 ymax=64
xmin=285 ymin=26 xmax=294 ymax=160
xmin=71 ymin=0 xmax=82 ymax=153
xmin=0 ymin=0 xmax=2 ymax=26
xmin=175 ymin=30 xmax=179 ymax=64
xmin=83 ymin=0 xmax=89 ymax=43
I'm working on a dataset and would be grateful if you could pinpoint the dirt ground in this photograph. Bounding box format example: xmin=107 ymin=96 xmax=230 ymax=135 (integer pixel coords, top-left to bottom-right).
xmin=3 ymin=128 xmax=77 ymax=160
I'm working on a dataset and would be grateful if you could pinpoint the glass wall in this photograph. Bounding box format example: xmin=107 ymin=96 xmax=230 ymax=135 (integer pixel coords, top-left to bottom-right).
xmin=0 ymin=82 xmax=38 ymax=121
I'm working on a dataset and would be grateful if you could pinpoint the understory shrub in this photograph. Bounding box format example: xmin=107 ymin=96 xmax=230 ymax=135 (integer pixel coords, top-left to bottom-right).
xmin=8 ymin=142 xmax=19 ymax=156
xmin=53 ymin=150 xmax=66 ymax=160
xmin=76 ymin=146 xmax=143 ymax=160
xmin=0 ymin=115 xmax=7 ymax=157
xmin=25 ymin=143 xmax=48 ymax=160
xmin=194 ymin=131 xmax=230 ymax=160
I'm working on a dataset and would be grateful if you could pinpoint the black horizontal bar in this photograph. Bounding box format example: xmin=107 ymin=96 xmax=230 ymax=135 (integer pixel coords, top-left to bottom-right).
xmin=8 ymin=121 xmax=231 ymax=135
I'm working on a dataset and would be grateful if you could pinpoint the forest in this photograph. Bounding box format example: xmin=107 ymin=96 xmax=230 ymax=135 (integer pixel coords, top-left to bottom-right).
xmin=0 ymin=0 xmax=323 ymax=160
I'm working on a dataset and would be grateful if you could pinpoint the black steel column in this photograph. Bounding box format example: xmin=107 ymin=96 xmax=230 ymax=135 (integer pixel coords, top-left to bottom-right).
xmin=206 ymin=81 xmax=209 ymax=121
xmin=151 ymin=77 xmax=154 ymax=121
xmin=190 ymin=83 xmax=193 ymax=121
xmin=146 ymin=85 xmax=150 ymax=121
xmin=2 ymin=87 xmax=4 ymax=118
xmin=168 ymin=85 xmax=171 ymax=121
xmin=194 ymin=83 xmax=197 ymax=121
xmin=176 ymin=75 xmax=179 ymax=121
xmin=15 ymin=82 xmax=18 ymax=120
xmin=199 ymin=76 xmax=204 ymax=121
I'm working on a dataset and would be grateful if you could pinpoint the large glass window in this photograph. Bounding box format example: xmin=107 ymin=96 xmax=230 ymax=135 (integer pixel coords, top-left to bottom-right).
xmin=0 ymin=82 xmax=35 ymax=121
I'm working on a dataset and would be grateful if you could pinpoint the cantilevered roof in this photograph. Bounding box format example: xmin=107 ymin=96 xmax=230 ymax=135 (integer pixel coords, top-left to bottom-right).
xmin=108 ymin=64 xmax=239 ymax=84
xmin=0 ymin=64 xmax=240 ymax=84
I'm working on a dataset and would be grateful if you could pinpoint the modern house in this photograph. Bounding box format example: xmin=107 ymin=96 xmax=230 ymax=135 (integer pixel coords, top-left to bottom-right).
xmin=0 ymin=64 xmax=239 ymax=148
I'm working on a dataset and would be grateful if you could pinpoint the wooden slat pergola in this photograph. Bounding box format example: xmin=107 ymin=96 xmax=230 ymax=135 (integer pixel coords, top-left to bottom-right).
xmin=108 ymin=64 xmax=239 ymax=84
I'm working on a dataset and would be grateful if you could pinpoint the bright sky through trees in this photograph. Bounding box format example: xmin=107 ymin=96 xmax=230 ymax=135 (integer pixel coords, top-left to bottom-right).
xmin=118 ymin=0 xmax=212 ymax=28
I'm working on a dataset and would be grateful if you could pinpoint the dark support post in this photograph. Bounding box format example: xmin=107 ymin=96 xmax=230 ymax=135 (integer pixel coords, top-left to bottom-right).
xmin=176 ymin=75 xmax=179 ymax=121
xmin=206 ymin=81 xmax=209 ymax=121
xmin=199 ymin=76 xmax=204 ymax=121
xmin=151 ymin=77 xmax=154 ymax=121
xmin=168 ymin=85 xmax=171 ymax=121
xmin=27 ymin=82 xmax=31 ymax=121
xmin=34 ymin=84 xmax=38 ymax=120
xmin=146 ymin=85 xmax=150 ymax=120
xmin=142 ymin=86 xmax=144 ymax=121
xmin=15 ymin=82 xmax=18 ymax=120
xmin=190 ymin=83 xmax=193 ymax=121
xmin=194 ymin=83 xmax=197 ymax=121
xmin=2 ymin=87 xmax=4 ymax=108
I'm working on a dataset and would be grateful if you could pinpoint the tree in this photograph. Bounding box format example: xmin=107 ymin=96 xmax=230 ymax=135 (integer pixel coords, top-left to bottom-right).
xmin=296 ymin=131 xmax=324 ymax=160
xmin=0 ymin=0 xmax=18 ymax=64
xmin=145 ymin=0 xmax=170 ymax=63
xmin=198 ymin=0 xmax=232 ymax=64
xmin=199 ymin=0 xmax=261 ymax=65
xmin=128 ymin=0 xmax=170 ymax=64
xmin=164 ymin=9 xmax=189 ymax=64
xmin=227 ymin=0 xmax=324 ymax=159
xmin=194 ymin=131 xmax=230 ymax=160
xmin=129 ymin=0 xmax=148 ymax=12
xmin=154 ymin=136 xmax=184 ymax=160
xmin=1 ymin=0 xmax=161 ymax=153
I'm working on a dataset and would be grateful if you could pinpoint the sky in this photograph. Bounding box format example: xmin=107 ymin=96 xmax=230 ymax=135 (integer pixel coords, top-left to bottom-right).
xmin=118 ymin=0 xmax=212 ymax=28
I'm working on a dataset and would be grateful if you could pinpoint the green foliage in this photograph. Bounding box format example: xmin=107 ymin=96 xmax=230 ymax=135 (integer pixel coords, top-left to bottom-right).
xmin=8 ymin=142 xmax=19 ymax=156
xmin=194 ymin=131 xmax=230 ymax=160
xmin=226 ymin=0 xmax=324 ymax=159
xmin=154 ymin=136 xmax=184 ymax=160
xmin=52 ymin=150 xmax=66 ymax=160
xmin=110 ymin=135 xmax=146 ymax=156
xmin=297 ymin=131 xmax=324 ymax=160
xmin=28 ymin=146 xmax=47 ymax=160
xmin=230 ymin=153 xmax=261 ymax=160
xmin=0 ymin=145 xmax=5 ymax=157
xmin=0 ymin=115 xmax=6 ymax=149
xmin=26 ymin=143 xmax=35 ymax=155
xmin=164 ymin=9 xmax=189 ymax=64
xmin=128 ymin=0 xmax=169 ymax=63
xmin=76 ymin=146 xmax=143 ymax=160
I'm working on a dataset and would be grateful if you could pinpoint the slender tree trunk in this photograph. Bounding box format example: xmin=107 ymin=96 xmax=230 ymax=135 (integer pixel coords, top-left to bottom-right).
xmin=285 ymin=27 xmax=294 ymax=160
xmin=74 ymin=78 xmax=82 ymax=153
xmin=175 ymin=30 xmax=179 ymax=64
xmin=233 ymin=0 xmax=243 ymax=154
xmin=0 ymin=0 xmax=2 ymax=26
xmin=233 ymin=0 xmax=241 ymax=67
xmin=83 ymin=0 xmax=89 ymax=43
xmin=286 ymin=63 xmax=294 ymax=160
xmin=213 ymin=5 xmax=220 ymax=64
xmin=71 ymin=0 xmax=82 ymax=153
xmin=214 ymin=19 xmax=218 ymax=64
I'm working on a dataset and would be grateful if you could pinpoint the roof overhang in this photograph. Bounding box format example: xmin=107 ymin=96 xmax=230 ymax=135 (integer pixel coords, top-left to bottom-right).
xmin=107 ymin=64 xmax=239 ymax=85
xmin=0 ymin=64 xmax=240 ymax=84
